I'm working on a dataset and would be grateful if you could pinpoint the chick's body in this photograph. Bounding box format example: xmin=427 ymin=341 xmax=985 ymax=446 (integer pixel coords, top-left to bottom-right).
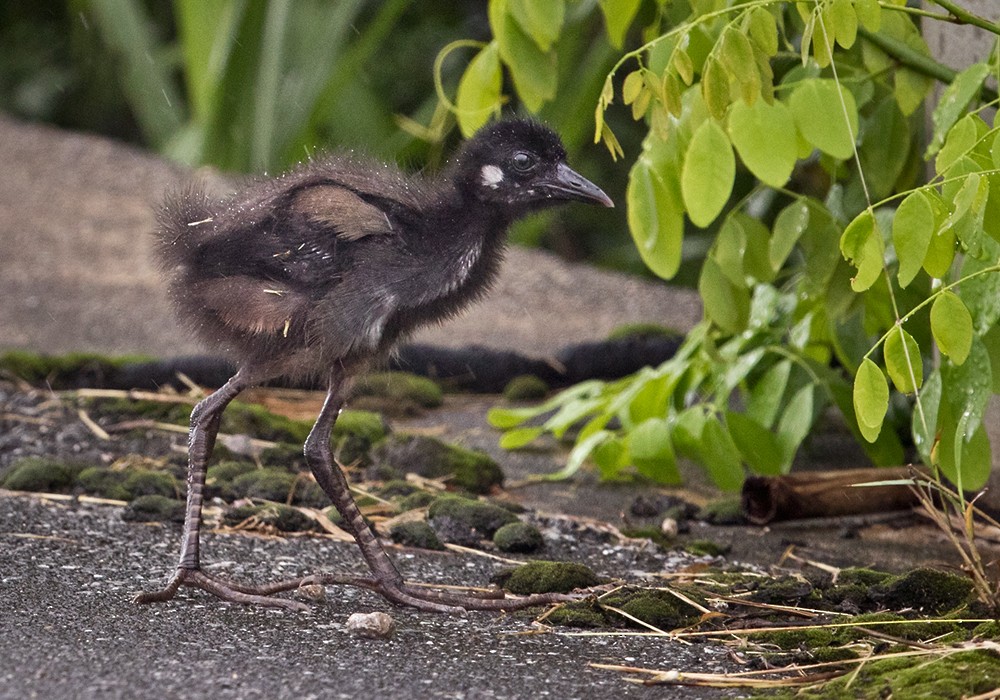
xmin=158 ymin=156 xmax=508 ymax=380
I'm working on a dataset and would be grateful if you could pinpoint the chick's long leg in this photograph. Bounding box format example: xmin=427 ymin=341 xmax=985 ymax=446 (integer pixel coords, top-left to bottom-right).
xmin=304 ymin=375 xmax=575 ymax=613
xmin=134 ymin=370 xmax=309 ymax=611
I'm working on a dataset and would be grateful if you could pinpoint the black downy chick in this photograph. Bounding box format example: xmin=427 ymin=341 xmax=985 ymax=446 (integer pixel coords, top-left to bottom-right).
xmin=136 ymin=119 xmax=613 ymax=613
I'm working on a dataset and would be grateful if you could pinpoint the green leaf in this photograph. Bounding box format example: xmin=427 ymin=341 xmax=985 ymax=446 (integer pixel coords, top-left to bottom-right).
xmin=627 ymin=418 xmax=680 ymax=483
xmin=598 ymin=0 xmax=642 ymax=49
xmin=747 ymin=7 xmax=778 ymax=56
xmin=770 ymin=199 xmax=810 ymax=271
xmin=626 ymin=156 xmax=684 ymax=279
xmin=884 ymin=326 xmax=923 ymax=393
xmin=702 ymin=58 xmax=730 ymax=120
xmin=718 ymin=29 xmax=756 ymax=90
xmin=855 ymin=0 xmax=881 ymax=31
xmin=727 ymin=411 xmax=783 ymax=475
xmin=892 ymin=190 xmax=934 ymax=288
xmin=830 ymin=0 xmax=858 ymax=49
xmin=935 ymin=113 xmax=978 ymax=175
xmin=776 ymin=384 xmax=814 ymax=468
xmin=681 ymin=120 xmax=735 ymax=227
xmin=700 ymin=417 xmax=745 ymax=491
xmin=487 ymin=406 xmax=545 ymax=429
xmin=912 ymin=369 xmax=941 ymax=465
xmin=455 ymin=42 xmax=503 ymax=137
xmin=858 ymin=97 xmax=910 ymax=201
xmin=699 ymin=258 xmax=750 ymax=334
xmin=927 ymin=62 xmax=990 ymax=159
xmin=728 ymin=97 xmax=797 ymax=188
xmin=931 ymin=291 xmax=973 ymax=365
xmin=673 ymin=48 xmax=694 ymax=86
xmin=942 ymin=336 xmax=992 ymax=439
xmin=498 ymin=427 xmax=544 ymax=450
xmin=854 ymin=358 xmax=889 ymax=442
xmin=508 ymin=0 xmax=564 ymax=52
xmin=622 ymin=70 xmax=644 ymax=105
xmin=789 ymin=79 xmax=859 ymax=159
xmin=489 ymin=0 xmax=557 ymax=112
xmin=840 ymin=209 xmax=884 ymax=292
xmin=746 ymin=359 xmax=791 ymax=428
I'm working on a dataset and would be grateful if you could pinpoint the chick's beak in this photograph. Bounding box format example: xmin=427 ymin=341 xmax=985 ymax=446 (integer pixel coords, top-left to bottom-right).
xmin=542 ymin=163 xmax=614 ymax=208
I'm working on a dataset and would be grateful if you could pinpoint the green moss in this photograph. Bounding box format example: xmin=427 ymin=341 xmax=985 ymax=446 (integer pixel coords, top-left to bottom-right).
xmin=204 ymin=460 xmax=257 ymax=498
xmin=606 ymin=323 xmax=680 ymax=341
xmin=877 ymin=568 xmax=976 ymax=615
xmin=389 ymin=521 xmax=445 ymax=550
xmin=0 ymin=351 xmax=155 ymax=386
xmin=502 ymin=374 xmax=549 ymax=401
xmin=838 ymin=567 xmax=893 ymax=587
xmin=756 ymin=626 xmax=837 ymax=649
xmin=377 ymin=480 xmax=420 ymax=498
xmin=220 ymin=402 xmax=312 ymax=444
xmin=750 ymin=576 xmax=817 ymax=605
xmin=121 ymin=495 xmax=185 ymax=522
xmin=427 ymin=495 xmax=518 ymax=538
xmin=258 ymin=442 xmax=305 ymax=471
xmin=352 ymin=371 xmax=443 ymax=408
xmin=84 ymin=396 xmax=192 ymax=424
xmin=371 ymin=435 xmax=504 ymax=494
xmin=493 ymin=522 xmax=544 ymax=553
xmin=683 ymin=539 xmax=731 ymax=557
xmin=621 ymin=526 xmax=673 ymax=548
xmin=695 ymin=497 xmax=744 ymax=525
xmin=222 ymin=503 xmax=315 ymax=532
xmin=614 ymin=590 xmax=698 ymax=630
xmin=77 ymin=466 xmax=177 ymax=500
xmin=497 ymin=561 xmax=601 ymax=595
xmin=2 ymin=457 xmax=79 ymax=492
xmin=398 ymin=490 xmax=436 ymax=511
xmin=973 ymin=620 xmax=1000 ymax=639
xmin=768 ymin=650 xmax=1000 ymax=699
xmin=227 ymin=468 xmax=326 ymax=507
xmin=545 ymin=605 xmax=608 ymax=628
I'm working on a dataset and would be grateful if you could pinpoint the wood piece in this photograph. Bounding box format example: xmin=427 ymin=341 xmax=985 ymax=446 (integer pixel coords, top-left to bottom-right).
xmin=742 ymin=467 xmax=925 ymax=525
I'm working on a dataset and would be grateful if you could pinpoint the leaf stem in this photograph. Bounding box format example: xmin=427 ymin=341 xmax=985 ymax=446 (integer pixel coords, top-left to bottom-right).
xmin=857 ymin=27 xmax=1000 ymax=104
xmin=927 ymin=0 xmax=1000 ymax=36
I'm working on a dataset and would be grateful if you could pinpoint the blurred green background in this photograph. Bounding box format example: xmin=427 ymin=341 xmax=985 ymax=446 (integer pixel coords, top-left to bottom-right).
xmin=1 ymin=1 xmax=694 ymax=280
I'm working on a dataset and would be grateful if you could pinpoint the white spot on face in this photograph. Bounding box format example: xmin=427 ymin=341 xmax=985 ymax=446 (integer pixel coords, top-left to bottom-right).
xmin=480 ymin=164 xmax=504 ymax=189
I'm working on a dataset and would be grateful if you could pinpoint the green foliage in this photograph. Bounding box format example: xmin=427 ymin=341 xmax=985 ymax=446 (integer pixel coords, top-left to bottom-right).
xmin=455 ymin=1 xmax=1000 ymax=490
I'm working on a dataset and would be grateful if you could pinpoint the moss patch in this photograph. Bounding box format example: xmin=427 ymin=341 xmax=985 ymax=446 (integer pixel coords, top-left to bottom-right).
xmin=496 ymin=561 xmax=601 ymax=595
xmin=2 ymin=457 xmax=81 ymax=492
xmin=371 ymin=435 xmax=503 ymax=494
xmin=222 ymin=503 xmax=316 ymax=532
xmin=76 ymin=466 xmax=178 ymax=501
xmin=875 ymin=567 xmax=976 ymax=615
xmin=427 ymin=495 xmax=518 ymax=544
xmin=502 ymin=374 xmax=549 ymax=401
xmin=398 ymin=490 xmax=435 ymax=511
xmin=683 ymin=539 xmax=730 ymax=557
xmin=389 ymin=521 xmax=445 ymax=550
xmin=696 ymin=497 xmax=744 ymax=525
xmin=121 ymin=495 xmax=185 ymax=522
xmin=606 ymin=323 xmax=680 ymax=341
xmin=492 ymin=521 xmax=544 ymax=553
xmin=352 ymin=371 xmax=443 ymax=408
xmin=0 ymin=351 xmax=154 ymax=387
xmin=767 ymin=650 xmax=1000 ymax=699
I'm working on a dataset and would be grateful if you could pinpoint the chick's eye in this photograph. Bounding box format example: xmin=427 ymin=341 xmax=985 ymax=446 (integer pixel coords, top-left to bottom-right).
xmin=511 ymin=152 xmax=535 ymax=172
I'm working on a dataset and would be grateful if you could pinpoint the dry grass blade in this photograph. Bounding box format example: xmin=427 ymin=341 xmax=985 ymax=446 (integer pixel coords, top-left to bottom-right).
xmin=589 ymin=663 xmax=841 ymax=688
xmin=442 ymin=543 xmax=528 ymax=564
xmin=71 ymin=388 xmax=197 ymax=405
xmin=77 ymin=408 xmax=110 ymax=440
xmin=599 ymin=604 xmax=674 ymax=636
xmin=707 ymin=594 xmax=845 ymax=618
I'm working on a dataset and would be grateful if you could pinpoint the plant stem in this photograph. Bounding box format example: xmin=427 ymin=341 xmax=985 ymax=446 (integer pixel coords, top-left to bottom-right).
xmin=857 ymin=27 xmax=1000 ymax=104
xmin=928 ymin=0 xmax=1000 ymax=37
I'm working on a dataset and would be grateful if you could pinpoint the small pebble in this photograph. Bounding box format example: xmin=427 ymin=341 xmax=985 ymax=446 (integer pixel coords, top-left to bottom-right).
xmin=295 ymin=583 xmax=326 ymax=603
xmin=346 ymin=611 xmax=396 ymax=639
xmin=660 ymin=518 xmax=678 ymax=538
